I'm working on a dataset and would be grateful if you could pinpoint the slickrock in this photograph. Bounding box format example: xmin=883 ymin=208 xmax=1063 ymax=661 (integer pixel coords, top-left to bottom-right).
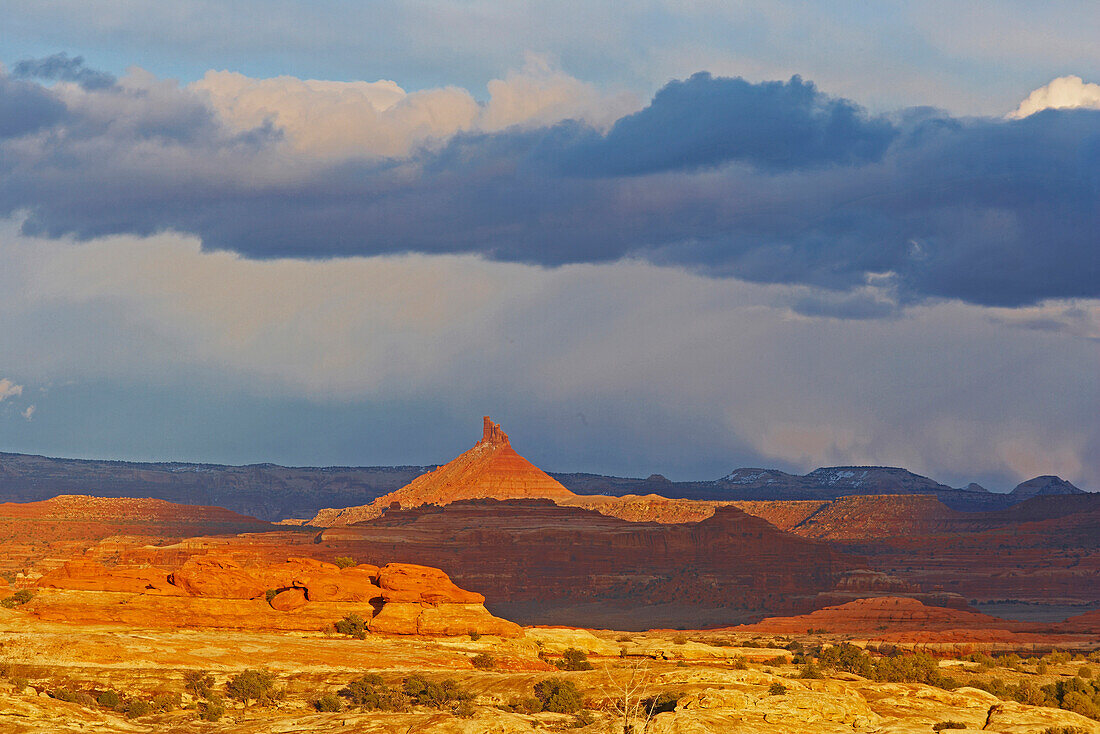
xmin=378 ymin=563 xmax=485 ymax=604
xmin=311 ymin=417 xmax=576 ymax=526
xmin=37 ymin=559 xmax=182 ymax=595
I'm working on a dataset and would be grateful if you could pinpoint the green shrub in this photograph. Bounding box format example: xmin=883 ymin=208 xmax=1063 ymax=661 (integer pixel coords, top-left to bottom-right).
xmin=819 ymin=644 xmax=875 ymax=677
xmin=1 ymin=590 xmax=33 ymax=608
xmin=97 ymin=689 xmax=121 ymax=709
xmin=470 ymin=653 xmax=495 ymax=670
xmin=1042 ymin=728 xmax=1089 ymax=734
xmin=198 ymin=695 xmax=225 ymax=721
xmin=533 ymin=677 xmax=583 ymax=714
xmin=313 ymin=692 xmax=344 ymax=712
xmin=932 ymin=722 xmax=966 ymax=731
xmin=333 ymin=556 xmax=356 ymax=569
xmin=508 ymin=695 xmax=543 ymax=714
xmin=183 ymin=670 xmax=215 ymax=698
xmin=571 ymin=710 xmax=597 ymax=727
xmin=730 ymin=654 xmax=747 ymax=670
xmin=338 ymin=674 xmax=409 ymax=711
xmin=672 ymin=635 xmax=688 ymax=645
xmin=555 ymin=647 xmax=594 ymax=671
xmin=150 ymin=692 xmax=181 ymax=712
xmin=265 ymin=588 xmax=278 ymax=604
xmin=334 ymin=613 xmax=368 ymax=639
xmin=226 ymin=669 xmax=278 ymax=708
xmin=1079 ymin=665 xmax=1094 ymax=679
xmin=453 ymin=699 xmax=476 ymax=718
xmin=468 ymin=629 xmax=481 ymax=641
xmin=799 ymin=661 xmax=824 ymax=679
xmin=402 ymin=675 xmax=472 ymax=708
xmin=768 ymin=682 xmax=787 ymax=696
xmin=125 ymin=699 xmax=152 ymax=719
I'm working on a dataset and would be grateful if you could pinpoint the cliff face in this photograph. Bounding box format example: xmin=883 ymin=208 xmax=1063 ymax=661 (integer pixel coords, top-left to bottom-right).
xmin=312 ymin=417 xmax=575 ymax=525
xmin=316 ymin=499 xmax=862 ymax=621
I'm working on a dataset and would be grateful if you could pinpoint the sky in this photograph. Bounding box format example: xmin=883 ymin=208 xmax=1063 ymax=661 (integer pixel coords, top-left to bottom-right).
xmin=0 ymin=2 xmax=1098 ymax=492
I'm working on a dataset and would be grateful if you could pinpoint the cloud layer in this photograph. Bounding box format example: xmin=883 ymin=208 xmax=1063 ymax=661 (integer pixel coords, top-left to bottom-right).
xmin=0 ymin=64 xmax=1097 ymax=307
xmin=0 ymin=224 xmax=1096 ymax=489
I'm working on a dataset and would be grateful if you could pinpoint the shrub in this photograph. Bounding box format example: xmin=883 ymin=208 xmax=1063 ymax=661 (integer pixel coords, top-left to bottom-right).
xmin=932 ymin=722 xmax=967 ymax=731
xmin=265 ymin=588 xmax=278 ymax=604
xmin=1 ymin=590 xmax=33 ymax=608
xmin=402 ymin=675 xmax=472 ymax=708
xmin=819 ymin=643 xmax=874 ymax=677
xmin=1043 ymin=728 xmax=1089 ymax=734
xmin=339 ymin=675 xmax=411 ymax=711
xmin=97 ymin=689 xmax=121 ymax=709
xmin=150 ymin=692 xmax=181 ymax=712
xmin=508 ymin=695 xmax=543 ymax=714
xmin=226 ymin=669 xmax=278 ymax=708
xmin=572 ymin=710 xmax=597 ymax=727
xmin=125 ymin=699 xmax=152 ymax=719
xmin=872 ymin=651 xmax=949 ymax=687
xmin=768 ymin=682 xmax=787 ymax=696
xmin=333 ymin=556 xmax=356 ymax=569
xmin=313 ymin=692 xmax=344 ymax=712
xmin=334 ymin=613 xmax=368 ymax=639
xmin=198 ymin=695 xmax=225 ymax=722
xmin=533 ymin=677 xmax=583 ymax=714
xmin=1079 ymin=665 xmax=1094 ymax=679
xmin=183 ymin=670 xmax=215 ymax=698
xmin=468 ymin=629 xmax=481 ymax=641
xmin=671 ymin=635 xmax=688 ymax=645
xmin=470 ymin=653 xmax=495 ymax=670
xmin=555 ymin=647 xmax=594 ymax=671
xmin=453 ymin=699 xmax=476 ymax=718
xmin=616 ymin=635 xmax=632 ymax=643
xmin=799 ymin=661 xmax=824 ymax=679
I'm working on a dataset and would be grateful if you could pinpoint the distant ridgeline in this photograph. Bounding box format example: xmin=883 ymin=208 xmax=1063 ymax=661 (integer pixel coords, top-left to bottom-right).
xmin=0 ymin=449 xmax=1086 ymax=521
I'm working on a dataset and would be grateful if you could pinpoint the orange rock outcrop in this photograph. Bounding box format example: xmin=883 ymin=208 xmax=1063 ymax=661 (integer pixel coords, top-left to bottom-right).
xmin=28 ymin=554 xmax=520 ymax=637
xmin=311 ymin=417 xmax=576 ymax=525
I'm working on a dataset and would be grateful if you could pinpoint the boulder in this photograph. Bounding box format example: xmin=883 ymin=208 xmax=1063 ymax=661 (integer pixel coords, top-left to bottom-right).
xmin=368 ymin=601 xmax=521 ymax=637
xmin=37 ymin=559 xmax=181 ymax=595
xmin=270 ymin=587 xmax=308 ymax=611
xmin=303 ymin=566 xmax=382 ymax=603
xmin=377 ymin=563 xmax=484 ymax=604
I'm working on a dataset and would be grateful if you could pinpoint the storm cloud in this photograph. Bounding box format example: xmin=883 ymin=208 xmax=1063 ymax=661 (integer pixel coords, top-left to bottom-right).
xmin=0 ymin=66 xmax=1097 ymax=306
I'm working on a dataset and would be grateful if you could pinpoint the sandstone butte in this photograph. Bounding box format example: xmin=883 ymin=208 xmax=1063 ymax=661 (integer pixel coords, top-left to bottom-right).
xmin=311 ymin=417 xmax=577 ymax=526
xmin=27 ymin=554 xmax=522 ymax=637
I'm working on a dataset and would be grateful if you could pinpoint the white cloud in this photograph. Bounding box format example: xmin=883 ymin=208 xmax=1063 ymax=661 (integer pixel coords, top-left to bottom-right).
xmin=188 ymin=59 xmax=637 ymax=158
xmin=1009 ymin=75 xmax=1100 ymax=118
xmin=0 ymin=378 xmax=23 ymax=402
xmin=21 ymin=405 xmax=35 ymax=421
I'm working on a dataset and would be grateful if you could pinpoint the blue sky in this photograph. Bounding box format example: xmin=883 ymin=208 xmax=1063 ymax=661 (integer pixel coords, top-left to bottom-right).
xmin=0 ymin=1 xmax=1098 ymax=491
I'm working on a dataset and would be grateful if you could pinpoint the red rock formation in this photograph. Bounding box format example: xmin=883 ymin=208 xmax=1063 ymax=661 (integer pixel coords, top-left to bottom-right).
xmin=311 ymin=417 xmax=575 ymax=526
xmin=734 ymin=597 xmax=1023 ymax=634
xmin=28 ymin=552 xmax=519 ymax=637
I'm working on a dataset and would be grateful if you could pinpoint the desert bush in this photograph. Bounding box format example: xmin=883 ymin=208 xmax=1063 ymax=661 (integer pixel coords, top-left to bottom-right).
xmin=0 ymin=590 xmax=33 ymax=608
xmin=671 ymin=635 xmax=688 ymax=645
xmin=1043 ymin=727 xmax=1089 ymax=734
xmin=124 ymin=699 xmax=152 ymax=719
xmin=183 ymin=670 xmax=215 ymax=698
xmin=198 ymin=695 xmax=225 ymax=721
xmin=1079 ymin=665 xmax=1094 ymax=679
xmin=932 ymin=722 xmax=966 ymax=731
xmin=150 ymin=692 xmax=181 ymax=712
xmin=467 ymin=629 xmax=481 ymax=641
xmin=1038 ymin=660 xmax=1050 ymax=675
xmin=768 ymin=682 xmax=787 ymax=696
xmin=617 ymin=635 xmax=633 ymax=643
xmin=226 ymin=668 xmax=279 ymax=708
xmin=533 ymin=677 xmax=583 ymax=713
xmin=819 ymin=643 xmax=875 ymax=677
xmin=730 ymin=655 xmax=747 ymax=670
xmin=508 ymin=695 xmax=543 ymax=714
xmin=766 ymin=656 xmax=788 ymax=666
xmin=453 ymin=699 xmax=476 ymax=718
xmin=334 ymin=613 xmax=368 ymax=639
xmin=313 ymin=692 xmax=343 ymax=712
xmin=555 ymin=647 xmax=594 ymax=671
xmin=339 ymin=674 xmax=410 ymax=711
xmin=872 ymin=651 xmax=950 ymax=688
xmin=333 ymin=556 xmax=356 ymax=569
xmin=403 ymin=675 xmax=473 ymax=708
xmin=97 ymin=689 xmax=121 ymax=709
xmin=265 ymin=588 xmax=278 ymax=604
xmin=470 ymin=653 xmax=495 ymax=670
xmin=799 ymin=661 xmax=824 ymax=679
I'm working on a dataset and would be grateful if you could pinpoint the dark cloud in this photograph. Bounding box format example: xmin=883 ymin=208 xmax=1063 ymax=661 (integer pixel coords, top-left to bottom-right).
xmin=0 ymin=75 xmax=66 ymax=138
xmin=0 ymin=71 xmax=1097 ymax=307
xmin=13 ymin=53 xmax=116 ymax=90
xmin=554 ymin=73 xmax=898 ymax=175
